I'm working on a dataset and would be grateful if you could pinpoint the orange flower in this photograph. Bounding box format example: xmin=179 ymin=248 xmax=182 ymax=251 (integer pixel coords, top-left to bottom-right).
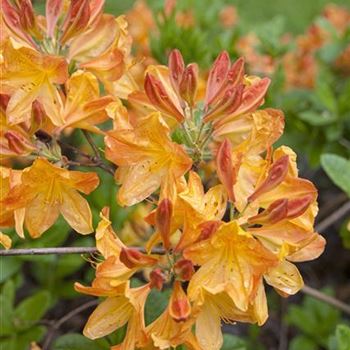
xmin=84 ymin=282 xmax=151 ymax=350
xmin=194 ymin=287 xmax=267 ymax=350
xmin=0 ymin=40 xmax=68 ymax=125
xmin=57 ymin=70 xmax=113 ymax=134
xmin=185 ymin=221 xmax=278 ymax=312
xmin=105 ymin=112 xmax=192 ymax=206
xmin=143 ymin=285 xmax=200 ymax=350
xmin=1 ymin=158 xmax=99 ymax=238
xmin=75 ymin=207 xmax=159 ymax=296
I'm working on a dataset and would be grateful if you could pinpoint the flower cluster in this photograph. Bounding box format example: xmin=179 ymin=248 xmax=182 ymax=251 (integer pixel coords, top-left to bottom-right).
xmin=79 ymin=49 xmax=325 ymax=349
xmin=0 ymin=1 xmax=326 ymax=349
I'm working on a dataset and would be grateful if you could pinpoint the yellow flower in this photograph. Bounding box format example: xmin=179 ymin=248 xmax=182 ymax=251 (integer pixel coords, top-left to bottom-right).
xmin=57 ymin=70 xmax=114 ymax=134
xmin=84 ymin=282 xmax=151 ymax=350
xmin=194 ymin=287 xmax=267 ymax=350
xmin=105 ymin=112 xmax=192 ymax=206
xmin=143 ymin=285 xmax=200 ymax=350
xmin=0 ymin=40 xmax=68 ymax=125
xmin=185 ymin=221 xmax=277 ymax=312
xmin=75 ymin=208 xmax=159 ymax=296
xmin=2 ymin=158 xmax=99 ymax=238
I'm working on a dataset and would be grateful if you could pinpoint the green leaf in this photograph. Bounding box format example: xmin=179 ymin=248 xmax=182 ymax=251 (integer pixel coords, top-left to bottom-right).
xmin=334 ymin=324 xmax=350 ymax=350
xmin=1 ymin=279 xmax=15 ymax=307
xmin=298 ymin=111 xmax=337 ymax=126
xmin=315 ymin=79 xmax=337 ymax=113
xmin=15 ymin=326 xmax=46 ymax=350
xmin=222 ymin=334 xmax=247 ymax=350
xmin=289 ymin=335 xmax=317 ymax=350
xmin=321 ymin=154 xmax=350 ymax=197
xmin=55 ymin=254 xmax=85 ymax=278
xmin=0 ymin=257 xmax=22 ymax=283
xmin=145 ymin=288 xmax=171 ymax=325
xmin=13 ymin=291 xmax=51 ymax=330
xmin=53 ymin=333 xmax=109 ymax=350
xmin=286 ymin=289 xmax=340 ymax=347
xmin=0 ymin=295 xmax=14 ymax=335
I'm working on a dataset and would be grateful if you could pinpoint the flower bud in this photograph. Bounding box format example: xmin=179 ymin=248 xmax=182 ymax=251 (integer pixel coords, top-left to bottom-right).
xmin=144 ymin=74 xmax=184 ymax=122
xmin=150 ymin=268 xmax=166 ymax=291
xmin=205 ymin=51 xmax=230 ymax=107
xmin=248 ymin=198 xmax=288 ymax=225
xmin=18 ymin=0 xmax=38 ymax=36
xmin=203 ymin=84 xmax=244 ymax=123
xmin=216 ymin=139 xmax=242 ymax=202
xmin=286 ymin=195 xmax=314 ymax=219
xmin=248 ymin=155 xmax=289 ymax=202
xmin=30 ymin=100 xmax=45 ymax=133
xmin=60 ymin=0 xmax=91 ymax=44
xmin=4 ymin=130 xmax=34 ymax=155
xmin=179 ymin=63 xmax=198 ymax=107
xmin=169 ymin=281 xmax=191 ymax=322
xmin=0 ymin=94 xmax=10 ymax=112
xmin=197 ymin=220 xmax=221 ymax=242
xmin=168 ymin=49 xmax=185 ymax=92
xmin=120 ymin=247 xmax=158 ymax=269
xmin=46 ymin=0 xmax=64 ymax=37
xmin=155 ymin=198 xmax=173 ymax=250
xmin=174 ymin=259 xmax=195 ymax=281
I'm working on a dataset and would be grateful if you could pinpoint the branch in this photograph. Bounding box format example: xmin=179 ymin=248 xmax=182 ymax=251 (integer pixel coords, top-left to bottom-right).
xmin=57 ymin=139 xmax=116 ymax=176
xmin=2 ymin=247 xmax=350 ymax=316
xmin=315 ymin=200 xmax=350 ymax=233
xmin=301 ymin=285 xmax=350 ymax=316
xmin=82 ymin=130 xmax=100 ymax=158
xmin=42 ymin=299 xmax=99 ymax=350
xmin=0 ymin=246 xmax=164 ymax=256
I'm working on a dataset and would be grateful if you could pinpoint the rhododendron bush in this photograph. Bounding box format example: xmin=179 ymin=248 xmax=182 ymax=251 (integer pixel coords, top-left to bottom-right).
xmin=0 ymin=1 xmax=349 ymax=350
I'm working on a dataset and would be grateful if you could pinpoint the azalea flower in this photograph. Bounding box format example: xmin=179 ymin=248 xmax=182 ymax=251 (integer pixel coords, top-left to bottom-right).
xmin=1 ymin=158 xmax=99 ymax=237
xmin=0 ymin=40 xmax=68 ymax=125
xmin=105 ymin=112 xmax=192 ymax=206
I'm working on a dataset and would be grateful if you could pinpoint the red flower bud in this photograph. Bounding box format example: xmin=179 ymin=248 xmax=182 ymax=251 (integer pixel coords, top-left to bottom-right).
xmin=46 ymin=0 xmax=64 ymax=37
xmin=169 ymin=281 xmax=191 ymax=322
xmin=150 ymin=268 xmax=166 ymax=291
xmin=248 ymin=155 xmax=289 ymax=202
xmin=205 ymin=51 xmax=230 ymax=107
xmin=248 ymin=199 xmax=288 ymax=225
xmin=216 ymin=139 xmax=242 ymax=202
xmin=286 ymin=195 xmax=314 ymax=219
xmin=179 ymin=63 xmax=198 ymax=107
xmin=144 ymin=74 xmax=184 ymax=122
xmin=174 ymin=259 xmax=195 ymax=281
xmin=60 ymin=0 xmax=91 ymax=44
xmin=197 ymin=220 xmax=221 ymax=242
xmin=168 ymin=49 xmax=185 ymax=92
xmin=120 ymin=247 xmax=158 ymax=269
xmin=155 ymin=199 xmax=173 ymax=250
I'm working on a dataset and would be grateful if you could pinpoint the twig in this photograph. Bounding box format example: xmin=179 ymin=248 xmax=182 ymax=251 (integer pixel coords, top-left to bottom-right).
xmin=82 ymin=130 xmax=100 ymax=158
xmin=42 ymin=299 xmax=99 ymax=350
xmin=301 ymin=285 xmax=350 ymax=316
xmin=315 ymin=200 xmax=350 ymax=233
xmin=0 ymin=246 xmax=164 ymax=256
xmin=0 ymin=247 xmax=98 ymax=256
